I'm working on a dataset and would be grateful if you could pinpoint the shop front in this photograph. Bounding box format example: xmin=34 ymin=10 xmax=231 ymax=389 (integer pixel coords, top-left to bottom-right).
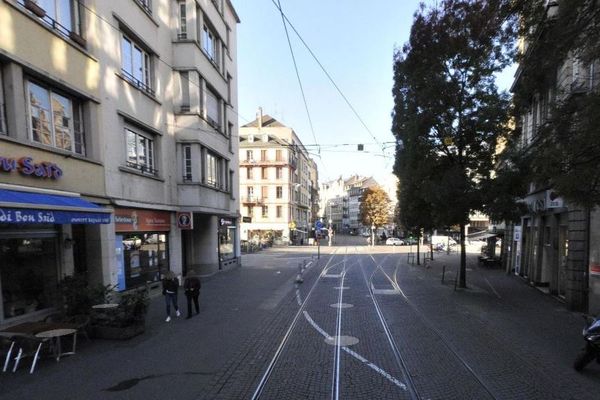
xmin=218 ymin=217 xmax=239 ymax=269
xmin=0 ymin=187 xmax=111 ymax=324
xmin=114 ymin=208 xmax=172 ymax=291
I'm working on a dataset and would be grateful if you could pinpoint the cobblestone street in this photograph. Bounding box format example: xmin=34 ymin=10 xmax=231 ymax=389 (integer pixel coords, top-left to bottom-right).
xmin=2 ymin=237 xmax=600 ymax=399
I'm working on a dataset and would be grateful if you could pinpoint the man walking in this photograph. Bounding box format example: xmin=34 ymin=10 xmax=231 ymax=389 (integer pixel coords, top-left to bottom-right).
xmin=184 ymin=274 xmax=201 ymax=319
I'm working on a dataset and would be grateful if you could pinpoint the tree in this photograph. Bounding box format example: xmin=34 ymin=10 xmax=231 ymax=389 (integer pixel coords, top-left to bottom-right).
xmin=392 ymin=0 xmax=516 ymax=287
xmin=359 ymin=187 xmax=391 ymax=229
xmin=506 ymin=0 xmax=600 ymax=208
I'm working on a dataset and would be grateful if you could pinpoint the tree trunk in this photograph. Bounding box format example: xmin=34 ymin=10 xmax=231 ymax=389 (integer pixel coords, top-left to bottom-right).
xmin=458 ymin=223 xmax=466 ymax=288
xmin=416 ymin=236 xmax=420 ymax=265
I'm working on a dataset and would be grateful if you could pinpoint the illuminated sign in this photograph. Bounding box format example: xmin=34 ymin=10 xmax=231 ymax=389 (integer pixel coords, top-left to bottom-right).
xmin=0 ymin=156 xmax=63 ymax=179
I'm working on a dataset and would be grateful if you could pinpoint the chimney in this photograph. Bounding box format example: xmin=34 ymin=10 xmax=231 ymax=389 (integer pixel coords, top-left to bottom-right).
xmin=257 ymin=107 xmax=263 ymax=131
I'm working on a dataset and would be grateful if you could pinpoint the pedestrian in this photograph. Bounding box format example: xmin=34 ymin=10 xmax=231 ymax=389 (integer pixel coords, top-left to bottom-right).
xmin=184 ymin=274 xmax=201 ymax=319
xmin=162 ymin=270 xmax=180 ymax=322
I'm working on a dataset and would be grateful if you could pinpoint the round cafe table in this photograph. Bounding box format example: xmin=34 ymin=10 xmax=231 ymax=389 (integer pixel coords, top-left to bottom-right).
xmin=92 ymin=303 xmax=119 ymax=309
xmin=35 ymin=328 xmax=77 ymax=361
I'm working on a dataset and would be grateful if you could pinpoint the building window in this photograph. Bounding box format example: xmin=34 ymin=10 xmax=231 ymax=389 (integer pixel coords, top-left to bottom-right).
xmin=247 ymin=186 xmax=254 ymax=198
xmin=276 ymin=206 xmax=282 ymax=218
xmin=276 ymin=167 xmax=283 ymax=179
xmin=183 ymin=144 xmax=192 ymax=181
xmin=126 ymin=126 xmax=156 ymax=175
xmin=134 ymin=0 xmax=152 ymax=13
xmin=276 ymin=186 xmax=283 ymax=199
xmin=246 ymin=167 xmax=253 ymax=179
xmin=121 ymin=34 xmax=153 ymax=95
xmin=206 ymin=152 xmax=219 ymax=187
xmin=246 ymin=150 xmax=253 ymax=161
xmin=276 ymin=149 xmax=283 ymax=161
xmin=261 ymin=186 xmax=268 ymax=199
xmin=180 ymin=71 xmax=190 ymax=112
xmin=205 ymin=87 xmax=221 ymax=129
xmin=261 ymin=150 xmax=267 ymax=161
xmin=27 ymin=80 xmax=85 ymax=155
xmin=22 ymin=0 xmax=83 ymax=39
xmin=203 ymin=24 xmax=219 ymax=64
xmin=261 ymin=167 xmax=268 ymax=180
xmin=262 ymin=205 xmax=268 ymax=218
xmin=178 ymin=1 xmax=187 ymax=39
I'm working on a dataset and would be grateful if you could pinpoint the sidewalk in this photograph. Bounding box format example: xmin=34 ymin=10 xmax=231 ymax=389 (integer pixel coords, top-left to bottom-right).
xmin=0 ymin=250 xmax=315 ymax=400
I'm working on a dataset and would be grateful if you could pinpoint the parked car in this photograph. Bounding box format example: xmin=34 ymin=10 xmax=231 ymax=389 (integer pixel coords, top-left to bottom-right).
xmin=386 ymin=237 xmax=403 ymax=246
xmin=402 ymin=237 xmax=419 ymax=246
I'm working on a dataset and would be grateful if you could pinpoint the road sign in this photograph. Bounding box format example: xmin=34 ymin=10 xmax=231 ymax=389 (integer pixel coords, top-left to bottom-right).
xmin=289 ymin=221 xmax=296 ymax=230
xmin=315 ymin=220 xmax=323 ymax=230
xmin=177 ymin=212 xmax=193 ymax=230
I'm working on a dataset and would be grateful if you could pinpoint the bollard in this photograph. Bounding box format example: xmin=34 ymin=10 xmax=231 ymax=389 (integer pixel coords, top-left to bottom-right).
xmin=295 ymin=263 xmax=304 ymax=283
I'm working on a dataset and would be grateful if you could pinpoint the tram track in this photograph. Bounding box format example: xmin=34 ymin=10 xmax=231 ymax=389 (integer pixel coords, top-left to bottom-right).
xmin=368 ymin=252 xmax=502 ymax=400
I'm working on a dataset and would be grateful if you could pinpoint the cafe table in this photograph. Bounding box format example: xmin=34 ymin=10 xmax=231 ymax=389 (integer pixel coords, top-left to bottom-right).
xmin=35 ymin=328 xmax=77 ymax=361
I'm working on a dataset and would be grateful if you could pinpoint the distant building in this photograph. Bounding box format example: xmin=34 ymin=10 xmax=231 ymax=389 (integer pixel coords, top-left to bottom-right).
xmin=239 ymin=110 xmax=317 ymax=245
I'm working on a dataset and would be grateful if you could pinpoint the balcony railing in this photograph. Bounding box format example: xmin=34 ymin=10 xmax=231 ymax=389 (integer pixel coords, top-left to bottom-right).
xmin=121 ymin=69 xmax=155 ymax=97
xmin=21 ymin=0 xmax=86 ymax=47
xmin=241 ymin=196 xmax=264 ymax=205
xmin=126 ymin=162 xmax=158 ymax=176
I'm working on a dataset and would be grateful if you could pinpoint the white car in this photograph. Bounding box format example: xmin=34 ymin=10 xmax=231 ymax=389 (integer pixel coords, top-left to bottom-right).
xmin=386 ymin=237 xmax=403 ymax=246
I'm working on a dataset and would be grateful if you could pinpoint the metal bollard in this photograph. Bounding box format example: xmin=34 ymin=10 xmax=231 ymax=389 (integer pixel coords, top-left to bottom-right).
xmin=295 ymin=263 xmax=304 ymax=283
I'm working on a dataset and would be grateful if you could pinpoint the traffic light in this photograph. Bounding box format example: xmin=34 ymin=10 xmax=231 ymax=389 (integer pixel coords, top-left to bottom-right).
xmin=357 ymin=144 xmax=364 ymax=151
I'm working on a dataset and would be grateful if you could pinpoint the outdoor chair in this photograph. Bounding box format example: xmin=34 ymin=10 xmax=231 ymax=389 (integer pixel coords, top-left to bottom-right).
xmin=67 ymin=314 xmax=91 ymax=341
xmin=1 ymin=334 xmax=18 ymax=373
xmin=11 ymin=335 xmax=51 ymax=374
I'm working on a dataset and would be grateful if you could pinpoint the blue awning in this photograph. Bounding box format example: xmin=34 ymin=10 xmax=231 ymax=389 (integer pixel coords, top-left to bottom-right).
xmin=0 ymin=189 xmax=111 ymax=224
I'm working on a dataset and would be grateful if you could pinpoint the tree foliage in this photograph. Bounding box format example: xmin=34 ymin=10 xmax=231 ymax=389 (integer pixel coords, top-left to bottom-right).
xmin=392 ymin=0 xmax=516 ymax=287
xmin=359 ymin=187 xmax=391 ymax=228
xmin=502 ymin=0 xmax=600 ymax=208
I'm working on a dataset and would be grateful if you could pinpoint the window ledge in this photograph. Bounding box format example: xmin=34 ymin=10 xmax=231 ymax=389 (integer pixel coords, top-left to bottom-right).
xmin=115 ymin=73 xmax=161 ymax=105
xmin=119 ymin=166 xmax=164 ymax=181
xmin=177 ymin=181 xmax=230 ymax=194
xmin=5 ymin=0 xmax=97 ymax=61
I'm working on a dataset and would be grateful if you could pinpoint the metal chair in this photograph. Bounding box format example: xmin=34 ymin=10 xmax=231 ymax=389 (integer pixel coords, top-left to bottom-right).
xmin=11 ymin=335 xmax=50 ymax=374
xmin=1 ymin=334 xmax=18 ymax=373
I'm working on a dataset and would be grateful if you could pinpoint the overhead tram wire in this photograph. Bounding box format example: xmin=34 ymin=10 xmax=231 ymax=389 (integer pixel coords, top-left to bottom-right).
xmin=75 ymin=1 xmax=254 ymax=126
xmin=269 ymin=0 xmax=387 ymax=158
xmin=275 ymin=0 xmax=322 ymax=157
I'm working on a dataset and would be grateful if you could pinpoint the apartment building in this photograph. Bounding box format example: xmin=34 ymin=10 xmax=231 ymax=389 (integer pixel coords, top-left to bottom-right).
xmin=0 ymin=0 xmax=239 ymax=325
xmin=239 ymin=110 xmax=317 ymax=245
xmin=504 ymin=0 xmax=599 ymax=312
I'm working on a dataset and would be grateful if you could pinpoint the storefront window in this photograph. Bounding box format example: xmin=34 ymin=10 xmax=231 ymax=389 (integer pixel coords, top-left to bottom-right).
xmin=122 ymin=232 xmax=168 ymax=288
xmin=219 ymin=225 xmax=236 ymax=261
xmin=0 ymin=236 xmax=58 ymax=320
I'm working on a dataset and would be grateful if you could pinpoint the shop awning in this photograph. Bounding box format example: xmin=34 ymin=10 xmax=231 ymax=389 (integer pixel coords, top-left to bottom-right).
xmin=467 ymin=231 xmax=500 ymax=240
xmin=0 ymin=189 xmax=111 ymax=224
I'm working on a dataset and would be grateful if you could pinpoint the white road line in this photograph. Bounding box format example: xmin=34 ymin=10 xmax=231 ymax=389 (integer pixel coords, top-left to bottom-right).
xmin=332 ymin=251 xmax=347 ymax=400
xmin=302 ymin=310 xmax=407 ymax=391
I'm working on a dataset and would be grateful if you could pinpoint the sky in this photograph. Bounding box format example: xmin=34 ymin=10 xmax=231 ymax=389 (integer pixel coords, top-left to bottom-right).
xmin=233 ymin=1 xmax=516 ymax=185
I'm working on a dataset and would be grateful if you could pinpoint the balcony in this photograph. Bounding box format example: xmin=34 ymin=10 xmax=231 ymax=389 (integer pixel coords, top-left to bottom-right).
xmin=240 ymin=159 xmax=288 ymax=167
xmin=241 ymin=196 xmax=264 ymax=205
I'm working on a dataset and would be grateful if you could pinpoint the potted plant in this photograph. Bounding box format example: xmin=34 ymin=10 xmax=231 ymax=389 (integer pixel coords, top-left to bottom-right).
xmin=58 ymin=274 xmax=112 ymax=317
xmin=90 ymin=286 xmax=149 ymax=340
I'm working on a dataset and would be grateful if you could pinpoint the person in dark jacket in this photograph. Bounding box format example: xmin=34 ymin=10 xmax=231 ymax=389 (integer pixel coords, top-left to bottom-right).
xmin=184 ymin=275 xmax=201 ymax=319
xmin=162 ymin=271 xmax=180 ymax=322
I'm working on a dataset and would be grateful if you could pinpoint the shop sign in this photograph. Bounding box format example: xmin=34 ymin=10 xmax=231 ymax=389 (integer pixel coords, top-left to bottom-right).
xmin=220 ymin=218 xmax=233 ymax=226
xmin=513 ymin=226 xmax=522 ymax=242
xmin=590 ymin=264 xmax=600 ymax=277
xmin=0 ymin=156 xmax=63 ymax=179
xmin=0 ymin=208 xmax=110 ymax=224
xmin=115 ymin=208 xmax=171 ymax=232
xmin=546 ymin=190 xmax=564 ymax=209
xmin=242 ymin=216 xmax=251 ymax=223
xmin=177 ymin=212 xmax=193 ymax=230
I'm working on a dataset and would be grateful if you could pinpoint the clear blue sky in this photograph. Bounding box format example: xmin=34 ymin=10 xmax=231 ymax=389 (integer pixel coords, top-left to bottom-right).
xmin=233 ymin=1 xmax=515 ymax=184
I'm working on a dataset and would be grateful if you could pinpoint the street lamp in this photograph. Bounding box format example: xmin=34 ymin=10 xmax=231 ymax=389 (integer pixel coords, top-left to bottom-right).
xmin=371 ymin=223 xmax=375 ymax=247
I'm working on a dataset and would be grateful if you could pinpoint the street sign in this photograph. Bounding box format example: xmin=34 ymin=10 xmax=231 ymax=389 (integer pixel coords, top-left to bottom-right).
xmin=315 ymin=220 xmax=323 ymax=230
xmin=177 ymin=212 xmax=193 ymax=230
xmin=242 ymin=216 xmax=252 ymax=223
xmin=289 ymin=221 xmax=296 ymax=230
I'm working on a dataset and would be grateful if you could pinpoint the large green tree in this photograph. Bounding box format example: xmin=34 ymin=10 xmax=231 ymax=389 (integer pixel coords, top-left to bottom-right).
xmin=392 ymin=0 xmax=516 ymax=287
xmin=504 ymin=0 xmax=600 ymax=208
